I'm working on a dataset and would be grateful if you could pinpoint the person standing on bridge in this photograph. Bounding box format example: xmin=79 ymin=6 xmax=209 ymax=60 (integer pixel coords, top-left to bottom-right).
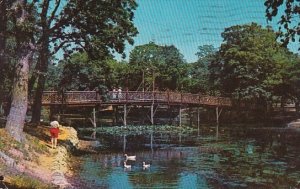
xmin=49 ymin=121 xmax=60 ymax=149
xmin=118 ymin=87 xmax=122 ymax=101
xmin=112 ymin=87 xmax=117 ymax=100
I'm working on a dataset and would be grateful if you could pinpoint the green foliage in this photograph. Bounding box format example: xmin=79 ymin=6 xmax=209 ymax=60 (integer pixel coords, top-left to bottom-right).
xmin=128 ymin=42 xmax=187 ymax=91
xmin=60 ymin=53 xmax=102 ymax=90
xmin=213 ymin=23 xmax=294 ymax=102
xmin=91 ymin=125 xmax=197 ymax=137
xmin=9 ymin=175 xmax=54 ymax=189
xmin=106 ymin=60 xmax=127 ymax=89
xmin=58 ymin=52 xmax=126 ymax=91
xmin=265 ymin=0 xmax=300 ymax=48
xmin=285 ymin=55 xmax=300 ymax=100
xmin=50 ymin=0 xmax=138 ymax=59
xmin=187 ymin=45 xmax=218 ymax=94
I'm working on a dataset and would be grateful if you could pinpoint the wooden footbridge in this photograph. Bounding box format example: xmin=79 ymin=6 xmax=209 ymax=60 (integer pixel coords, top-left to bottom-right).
xmin=39 ymin=91 xmax=232 ymax=107
xmin=37 ymin=90 xmax=232 ymax=126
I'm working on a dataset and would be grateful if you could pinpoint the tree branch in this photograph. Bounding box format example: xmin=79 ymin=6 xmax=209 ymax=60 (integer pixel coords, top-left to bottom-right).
xmin=48 ymin=0 xmax=61 ymax=27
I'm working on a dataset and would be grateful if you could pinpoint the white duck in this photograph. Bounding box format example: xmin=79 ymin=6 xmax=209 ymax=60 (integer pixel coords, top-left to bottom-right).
xmin=123 ymin=161 xmax=131 ymax=169
xmin=143 ymin=162 xmax=150 ymax=169
xmin=124 ymin=154 xmax=136 ymax=161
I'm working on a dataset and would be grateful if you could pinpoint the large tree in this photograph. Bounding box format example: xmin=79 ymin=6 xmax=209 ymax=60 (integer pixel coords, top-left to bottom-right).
xmin=30 ymin=0 xmax=138 ymax=123
xmin=265 ymin=0 xmax=300 ymax=49
xmin=128 ymin=42 xmax=187 ymax=91
xmin=4 ymin=0 xmax=35 ymax=141
xmin=215 ymin=23 xmax=294 ymax=105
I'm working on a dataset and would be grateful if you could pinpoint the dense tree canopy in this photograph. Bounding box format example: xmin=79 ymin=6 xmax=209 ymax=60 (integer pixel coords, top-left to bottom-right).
xmin=57 ymin=53 xmax=126 ymax=92
xmin=187 ymin=45 xmax=217 ymax=94
xmin=128 ymin=42 xmax=187 ymax=91
xmin=213 ymin=23 xmax=295 ymax=103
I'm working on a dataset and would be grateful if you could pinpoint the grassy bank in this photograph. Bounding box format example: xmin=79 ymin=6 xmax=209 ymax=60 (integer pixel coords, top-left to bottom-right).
xmin=0 ymin=124 xmax=62 ymax=189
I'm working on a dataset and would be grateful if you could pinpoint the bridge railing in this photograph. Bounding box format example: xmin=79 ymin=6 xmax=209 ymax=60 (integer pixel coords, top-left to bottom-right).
xmin=106 ymin=91 xmax=232 ymax=106
xmin=38 ymin=90 xmax=231 ymax=106
xmin=107 ymin=91 xmax=167 ymax=102
xmin=41 ymin=91 xmax=99 ymax=104
xmin=199 ymin=96 xmax=232 ymax=106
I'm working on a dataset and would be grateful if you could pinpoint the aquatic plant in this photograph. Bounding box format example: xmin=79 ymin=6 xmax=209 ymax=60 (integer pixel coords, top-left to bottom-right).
xmin=80 ymin=125 xmax=198 ymax=136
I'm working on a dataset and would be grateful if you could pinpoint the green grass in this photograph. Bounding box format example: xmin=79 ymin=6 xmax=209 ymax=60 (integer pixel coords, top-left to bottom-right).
xmin=8 ymin=175 xmax=56 ymax=189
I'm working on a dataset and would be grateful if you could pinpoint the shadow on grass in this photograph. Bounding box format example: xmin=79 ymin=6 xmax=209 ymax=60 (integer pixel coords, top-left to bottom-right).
xmin=23 ymin=124 xmax=50 ymax=143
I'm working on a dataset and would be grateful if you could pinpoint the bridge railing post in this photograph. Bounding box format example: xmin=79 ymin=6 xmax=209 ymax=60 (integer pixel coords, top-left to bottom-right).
xmin=198 ymin=94 xmax=201 ymax=105
xmin=181 ymin=92 xmax=183 ymax=104
xmin=95 ymin=90 xmax=98 ymax=101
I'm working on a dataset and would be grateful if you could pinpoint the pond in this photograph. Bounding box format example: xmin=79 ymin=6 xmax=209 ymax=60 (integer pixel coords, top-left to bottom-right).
xmin=70 ymin=125 xmax=300 ymax=189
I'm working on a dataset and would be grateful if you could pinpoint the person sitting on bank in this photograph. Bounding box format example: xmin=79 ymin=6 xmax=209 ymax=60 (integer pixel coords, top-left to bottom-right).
xmin=49 ymin=121 xmax=60 ymax=149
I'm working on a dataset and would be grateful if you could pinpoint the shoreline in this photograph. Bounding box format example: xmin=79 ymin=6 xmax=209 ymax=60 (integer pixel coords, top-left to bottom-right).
xmin=0 ymin=125 xmax=80 ymax=189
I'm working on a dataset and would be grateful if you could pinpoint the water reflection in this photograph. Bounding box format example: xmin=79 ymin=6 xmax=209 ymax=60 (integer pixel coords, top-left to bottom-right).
xmin=91 ymin=129 xmax=96 ymax=139
xmin=123 ymin=134 xmax=126 ymax=153
xmin=73 ymin=126 xmax=300 ymax=189
xmin=150 ymin=132 xmax=153 ymax=154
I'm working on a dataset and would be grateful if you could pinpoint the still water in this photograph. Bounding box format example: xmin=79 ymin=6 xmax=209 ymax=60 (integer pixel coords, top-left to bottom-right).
xmin=71 ymin=126 xmax=300 ymax=189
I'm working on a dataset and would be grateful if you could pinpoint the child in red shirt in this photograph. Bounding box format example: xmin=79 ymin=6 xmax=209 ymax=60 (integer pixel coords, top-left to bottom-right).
xmin=50 ymin=121 xmax=60 ymax=149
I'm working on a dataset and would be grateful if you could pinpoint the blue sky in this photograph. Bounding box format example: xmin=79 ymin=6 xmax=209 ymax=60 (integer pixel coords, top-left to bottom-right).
xmin=115 ymin=0 xmax=299 ymax=63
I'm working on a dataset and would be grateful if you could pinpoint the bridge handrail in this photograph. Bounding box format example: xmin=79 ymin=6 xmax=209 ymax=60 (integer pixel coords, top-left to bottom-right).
xmin=41 ymin=91 xmax=99 ymax=104
xmin=25 ymin=90 xmax=232 ymax=107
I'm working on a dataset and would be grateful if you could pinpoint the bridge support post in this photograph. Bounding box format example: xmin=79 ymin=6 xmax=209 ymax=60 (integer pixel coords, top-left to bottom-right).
xmin=197 ymin=107 xmax=200 ymax=135
xmin=113 ymin=106 xmax=117 ymax=125
xmin=151 ymin=104 xmax=154 ymax=125
xmin=150 ymin=132 xmax=153 ymax=152
xmin=179 ymin=106 xmax=182 ymax=127
xmin=124 ymin=104 xmax=127 ymax=126
xmin=93 ymin=107 xmax=96 ymax=128
xmin=88 ymin=107 xmax=97 ymax=128
xmin=0 ymin=103 xmax=3 ymax=115
xmin=216 ymin=106 xmax=223 ymax=126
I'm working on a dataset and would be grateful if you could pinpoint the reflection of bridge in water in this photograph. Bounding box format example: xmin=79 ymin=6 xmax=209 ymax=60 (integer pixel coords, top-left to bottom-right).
xmin=34 ymin=91 xmax=233 ymax=126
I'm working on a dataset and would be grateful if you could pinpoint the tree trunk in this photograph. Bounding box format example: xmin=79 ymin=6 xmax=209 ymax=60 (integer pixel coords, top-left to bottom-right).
xmin=31 ymin=5 xmax=50 ymax=123
xmin=31 ymin=54 xmax=48 ymax=123
xmin=0 ymin=0 xmax=7 ymax=103
xmin=5 ymin=0 xmax=34 ymax=142
xmin=5 ymin=48 xmax=33 ymax=142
